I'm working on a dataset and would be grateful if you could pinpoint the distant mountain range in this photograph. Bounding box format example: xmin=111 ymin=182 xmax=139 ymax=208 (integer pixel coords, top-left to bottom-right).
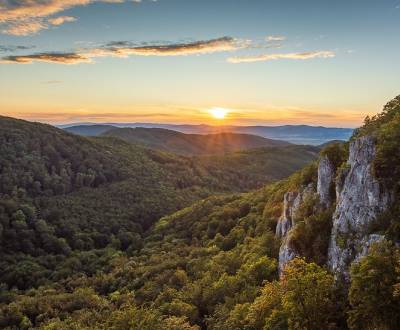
xmin=60 ymin=123 xmax=353 ymax=145
xmin=102 ymin=127 xmax=290 ymax=155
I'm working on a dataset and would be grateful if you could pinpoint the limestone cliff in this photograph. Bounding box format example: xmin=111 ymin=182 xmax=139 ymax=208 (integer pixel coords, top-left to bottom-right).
xmin=276 ymin=136 xmax=391 ymax=278
xmin=276 ymin=184 xmax=315 ymax=273
xmin=327 ymin=136 xmax=391 ymax=280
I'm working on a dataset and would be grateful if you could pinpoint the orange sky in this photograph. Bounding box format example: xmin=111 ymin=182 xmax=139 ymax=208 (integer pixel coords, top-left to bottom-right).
xmin=1 ymin=103 xmax=376 ymax=127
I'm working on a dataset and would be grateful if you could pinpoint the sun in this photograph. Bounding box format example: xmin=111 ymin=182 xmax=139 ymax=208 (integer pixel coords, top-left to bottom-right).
xmin=209 ymin=108 xmax=229 ymax=120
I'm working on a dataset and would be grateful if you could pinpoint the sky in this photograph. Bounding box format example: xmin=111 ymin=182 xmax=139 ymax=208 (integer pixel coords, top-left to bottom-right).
xmin=0 ymin=0 xmax=399 ymax=127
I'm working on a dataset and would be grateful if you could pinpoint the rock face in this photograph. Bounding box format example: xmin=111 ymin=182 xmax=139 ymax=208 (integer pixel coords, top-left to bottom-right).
xmin=276 ymin=184 xmax=315 ymax=273
xmin=317 ymin=155 xmax=335 ymax=207
xmin=327 ymin=136 xmax=391 ymax=280
xmin=275 ymin=135 xmax=391 ymax=279
xmin=276 ymin=155 xmax=337 ymax=273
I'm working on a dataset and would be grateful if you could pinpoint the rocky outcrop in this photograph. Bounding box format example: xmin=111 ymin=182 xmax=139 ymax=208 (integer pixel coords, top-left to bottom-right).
xmin=317 ymin=155 xmax=335 ymax=207
xmin=327 ymin=136 xmax=391 ymax=280
xmin=276 ymin=191 xmax=300 ymax=239
xmin=276 ymin=155 xmax=338 ymax=273
xmin=276 ymin=184 xmax=315 ymax=273
xmin=276 ymin=135 xmax=391 ymax=279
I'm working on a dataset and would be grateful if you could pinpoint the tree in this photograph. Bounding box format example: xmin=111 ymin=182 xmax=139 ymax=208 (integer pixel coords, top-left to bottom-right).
xmin=348 ymin=241 xmax=400 ymax=330
xmin=281 ymin=258 xmax=336 ymax=329
xmin=246 ymin=280 xmax=287 ymax=330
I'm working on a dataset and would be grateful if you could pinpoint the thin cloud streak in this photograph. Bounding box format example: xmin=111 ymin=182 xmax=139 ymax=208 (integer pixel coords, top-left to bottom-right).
xmin=267 ymin=35 xmax=286 ymax=42
xmin=92 ymin=37 xmax=241 ymax=56
xmin=228 ymin=51 xmax=335 ymax=63
xmin=0 ymin=45 xmax=34 ymax=52
xmin=1 ymin=37 xmax=242 ymax=64
xmin=1 ymin=52 xmax=91 ymax=64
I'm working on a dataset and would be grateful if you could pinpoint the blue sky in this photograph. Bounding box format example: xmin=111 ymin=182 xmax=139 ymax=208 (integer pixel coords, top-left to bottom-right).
xmin=0 ymin=0 xmax=399 ymax=126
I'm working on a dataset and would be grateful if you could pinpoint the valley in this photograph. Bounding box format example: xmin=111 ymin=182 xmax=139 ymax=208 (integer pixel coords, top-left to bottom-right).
xmin=0 ymin=95 xmax=399 ymax=329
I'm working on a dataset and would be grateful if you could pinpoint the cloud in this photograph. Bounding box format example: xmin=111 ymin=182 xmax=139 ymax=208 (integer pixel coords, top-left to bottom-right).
xmin=267 ymin=35 xmax=286 ymax=42
xmin=48 ymin=16 xmax=77 ymax=26
xmin=0 ymin=0 xmax=130 ymax=35
xmin=0 ymin=0 xmax=123 ymax=21
xmin=0 ymin=44 xmax=34 ymax=52
xmin=2 ymin=20 xmax=47 ymax=36
xmin=1 ymin=37 xmax=242 ymax=64
xmin=1 ymin=52 xmax=91 ymax=64
xmin=41 ymin=80 xmax=63 ymax=84
xmin=94 ymin=37 xmax=241 ymax=56
xmin=227 ymin=51 xmax=335 ymax=63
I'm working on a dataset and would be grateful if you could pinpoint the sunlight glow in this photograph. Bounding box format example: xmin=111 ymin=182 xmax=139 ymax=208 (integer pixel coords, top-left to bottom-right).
xmin=210 ymin=108 xmax=229 ymax=120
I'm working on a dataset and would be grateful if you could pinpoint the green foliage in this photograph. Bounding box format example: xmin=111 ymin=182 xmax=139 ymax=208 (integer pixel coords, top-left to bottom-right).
xmin=352 ymin=95 xmax=400 ymax=240
xmin=245 ymin=280 xmax=287 ymax=329
xmin=2 ymin=95 xmax=400 ymax=330
xmin=290 ymin=207 xmax=334 ymax=265
xmin=234 ymin=258 xmax=337 ymax=330
xmin=0 ymin=116 xmax=314 ymax=290
xmin=348 ymin=241 xmax=400 ymax=330
xmin=281 ymin=258 xmax=337 ymax=329
xmin=320 ymin=142 xmax=349 ymax=169
xmin=353 ymin=95 xmax=400 ymax=190
xmin=374 ymin=110 xmax=400 ymax=191
xmin=193 ymin=145 xmax=319 ymax=191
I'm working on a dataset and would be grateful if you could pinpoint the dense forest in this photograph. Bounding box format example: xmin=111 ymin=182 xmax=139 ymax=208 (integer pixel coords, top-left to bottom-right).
xmin=0 ymin=116 xmax=316 ymax=291
xmin=0 ymin=95 xmax=399 ymax=329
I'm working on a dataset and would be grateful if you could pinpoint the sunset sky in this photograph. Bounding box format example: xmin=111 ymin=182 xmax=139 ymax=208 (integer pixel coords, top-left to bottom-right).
xmin=1 ymin=0 xmax=399 ymax=127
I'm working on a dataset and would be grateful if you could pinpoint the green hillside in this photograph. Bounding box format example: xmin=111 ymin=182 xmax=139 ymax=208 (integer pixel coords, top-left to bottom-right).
xmin=101 ymin=127 xmax=289 ymax=155
xmin=0 ymin=116 xmax=316 ymax=291
xmin=1 ymin=96 xmax=399 ymax=329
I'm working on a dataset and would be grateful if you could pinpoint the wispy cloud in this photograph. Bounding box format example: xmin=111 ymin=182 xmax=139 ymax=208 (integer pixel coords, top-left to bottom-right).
xmin=1 ymin=52 xmax=91 ymax=64
xmin=2 ymin=20 xmax=47 ymax=36
xmin=94 ymin=37 xmax=242 ymax=56
xmin=0 ymin=44 xmax=35 ymax=52
xmin=1 ymin=37 xmax=243 ymax=64
xmin=227 ymin=51 xmax=335 ymax=63
xmin=48 ymin=16 xmax=77 ymax=26
xmin=41 ymin=80 xmax=63 ymax=84
xmin=267 ymin=35 xmax=286 ymax=42
xmin=0 ymin=0 xmax=139 ymax=35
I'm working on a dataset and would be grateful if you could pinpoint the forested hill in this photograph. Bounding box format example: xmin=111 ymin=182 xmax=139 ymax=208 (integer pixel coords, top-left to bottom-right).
xmin=0 ymin=116 xmax=317 ymax=291
xmin=0 ymin=96 xmax=398 ymax=329
xmin=101 ymin=127 xmax=289 ymax=155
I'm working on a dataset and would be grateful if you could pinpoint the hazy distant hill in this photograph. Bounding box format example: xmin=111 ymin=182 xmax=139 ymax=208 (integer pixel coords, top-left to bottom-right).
xmin=64 ymin=124 xmax=116 ymax=136
xmin=61 ymin=122 xmax=353 ymax=145
xmin=101 ymin=127 xmax=290 ymax=155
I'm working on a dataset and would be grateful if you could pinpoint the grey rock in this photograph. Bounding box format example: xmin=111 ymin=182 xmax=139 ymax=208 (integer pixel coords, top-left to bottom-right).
xmin=356 ymin=234 xmax=385 ymax=262
xmin=327 ymin=136 xmax=391 ymax=281
xmin=276 ymin=183 xmax=315 ymax=274
xmin=276 ymin=191 xmax=299 ymax=238
xmin=317 ymin=155 xmax=335 ymax=207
